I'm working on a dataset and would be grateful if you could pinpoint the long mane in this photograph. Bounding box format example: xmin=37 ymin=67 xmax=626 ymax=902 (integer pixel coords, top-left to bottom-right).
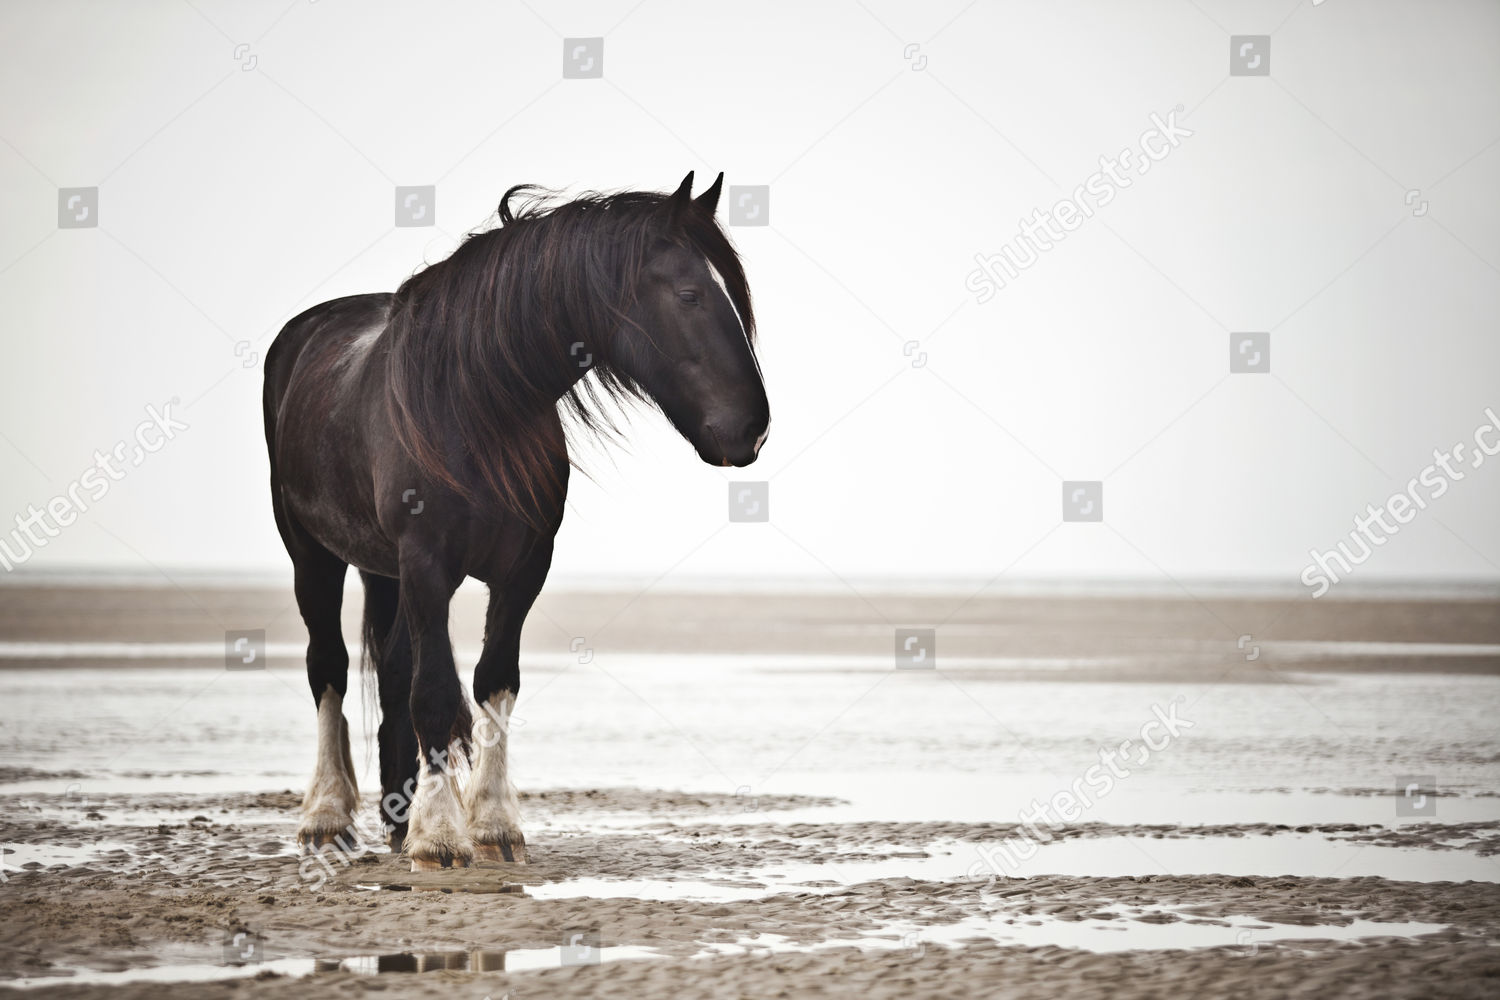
xmin=384 ymin=183 xmax=756 ymax=525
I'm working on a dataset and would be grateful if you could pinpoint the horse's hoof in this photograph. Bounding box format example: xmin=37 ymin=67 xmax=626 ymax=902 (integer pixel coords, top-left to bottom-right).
xmin=410 ymin=853 xmax=470 ymax=872
xmin=475 ymin=841 xmax=527 ymax=864
xmin=299 ymin=828 xmax=357 ymax=852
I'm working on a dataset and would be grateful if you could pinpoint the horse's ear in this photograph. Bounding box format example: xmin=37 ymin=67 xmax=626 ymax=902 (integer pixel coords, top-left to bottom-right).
xmin=670 ymin=171 xmax=695 ymax=203
xmin=694 ymin=172 xmax=723 ymax=216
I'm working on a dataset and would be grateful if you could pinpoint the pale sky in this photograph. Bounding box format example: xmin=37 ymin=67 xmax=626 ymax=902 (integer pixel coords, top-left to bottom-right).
xmin=1 ymin=0 xmax=1497 ymax=589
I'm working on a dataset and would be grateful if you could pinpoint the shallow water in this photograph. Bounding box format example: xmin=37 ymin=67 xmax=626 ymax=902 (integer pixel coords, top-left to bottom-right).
xmin=3 ymin=661 xmax=1498 ymax=818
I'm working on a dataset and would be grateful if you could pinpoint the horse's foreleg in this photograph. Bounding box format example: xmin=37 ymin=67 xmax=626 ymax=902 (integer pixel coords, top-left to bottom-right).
xmin=465 ymin=539 xmax=551 ymax=865
xmin=398 ymin=548 xmax=473 ymax=871
xmin=300 ymin=685 xmax=357 ymax=848
xmin=465 ymin=688 xmax=523 ymax=862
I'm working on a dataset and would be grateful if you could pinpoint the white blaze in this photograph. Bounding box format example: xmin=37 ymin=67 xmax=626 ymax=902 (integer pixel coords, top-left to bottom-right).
xmin=706 ymin=258 xmax=765 ymax=385
xmin=706 ymin=257 xmax=769 ymax=453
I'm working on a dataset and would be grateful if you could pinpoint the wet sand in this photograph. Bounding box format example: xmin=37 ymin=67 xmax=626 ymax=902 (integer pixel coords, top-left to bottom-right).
xmin=0 ymin=583 xmax=1497 ymax=997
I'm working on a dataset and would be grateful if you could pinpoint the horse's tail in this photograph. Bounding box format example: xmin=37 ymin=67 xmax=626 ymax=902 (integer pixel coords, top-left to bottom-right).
xmin=450 ymin=693 xmax=474 ymax=768
xmin=357 ymin=573 xmax=399 ymax=818
xmin=359 ymin=574 xmax=473 ymax=785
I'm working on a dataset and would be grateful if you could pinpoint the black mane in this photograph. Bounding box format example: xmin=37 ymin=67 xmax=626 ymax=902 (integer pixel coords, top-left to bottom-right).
xmin=385 ymin=184 xmax=756 ymax=523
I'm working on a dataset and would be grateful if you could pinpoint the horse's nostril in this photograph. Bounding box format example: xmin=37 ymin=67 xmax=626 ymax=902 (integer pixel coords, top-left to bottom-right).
xmin=702 ymin=417 xmax=767 ymax=465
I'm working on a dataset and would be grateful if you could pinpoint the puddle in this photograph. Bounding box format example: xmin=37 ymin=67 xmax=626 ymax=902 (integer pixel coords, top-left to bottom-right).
xmin=525 ymin=833 xmax=1498 ymax=905
xmin=950 ymin=832 xmax=1500 ymax=883
xmin=3 ymin=908 xmax=1453 ymax=990
xmin=2 ymin=945 xmax=662 ymax=989
xmin=0 ymin=836 xmax=296 ymax=879
xmin=790 ymin=908 xmax=1452 ymax=957
xmin=1 ymin=840 xmax=138 ymax=871
xmin=968 ymin=913 xmax=1449 ymax=953
xmin=529 ymin=877 xmax=778 ymax=902
xmin=0 ymin=800 xmax=300 ymax=829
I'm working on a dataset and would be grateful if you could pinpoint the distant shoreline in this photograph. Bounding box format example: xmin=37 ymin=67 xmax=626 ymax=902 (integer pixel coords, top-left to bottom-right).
xmin=0 ymin=581 xmax=1494 ymax=676
xmin=1 ymin=571 xmax=1497 ymax=602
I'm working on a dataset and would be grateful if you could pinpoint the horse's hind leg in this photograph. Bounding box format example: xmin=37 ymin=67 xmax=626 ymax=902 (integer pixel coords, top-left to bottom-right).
xmin=289 ymin=539 xmax=357 ymax=848
xmin=464 ymin=538 xmax=552 ymax=865
xmin=398 ymin=545 xmax=474 ymax=870
xmin=359 ymin=571 xmax=417 ymax=852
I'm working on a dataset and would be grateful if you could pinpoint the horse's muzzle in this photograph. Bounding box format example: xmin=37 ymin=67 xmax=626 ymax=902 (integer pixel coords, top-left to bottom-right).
xmin=704 ymin=418 xmax=768 ymax=468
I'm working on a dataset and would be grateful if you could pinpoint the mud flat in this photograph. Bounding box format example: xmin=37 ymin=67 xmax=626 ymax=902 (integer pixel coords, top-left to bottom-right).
xmin=0 ymin=783 xmax=1496 ymax=999
xmin=1 ymin=584 xmax=1497 ymax=996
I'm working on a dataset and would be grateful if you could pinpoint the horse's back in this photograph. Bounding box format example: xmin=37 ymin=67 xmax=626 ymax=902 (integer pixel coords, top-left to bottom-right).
xmin=264 ymin=293 xmax=393 ymax=416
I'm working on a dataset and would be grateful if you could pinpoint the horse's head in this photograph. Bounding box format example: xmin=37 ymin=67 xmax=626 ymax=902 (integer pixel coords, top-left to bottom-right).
xmin=612 ymin=172 xmax=770 ymax=467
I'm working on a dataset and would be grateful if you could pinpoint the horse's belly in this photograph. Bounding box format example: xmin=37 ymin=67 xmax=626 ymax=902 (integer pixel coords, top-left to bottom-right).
xmin=280 ymin=473 xmax=402 ymax=575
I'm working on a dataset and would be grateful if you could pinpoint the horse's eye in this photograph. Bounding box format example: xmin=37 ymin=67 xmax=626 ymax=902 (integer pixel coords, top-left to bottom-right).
xmin=677 ymin=290 xmax=699 ymax=305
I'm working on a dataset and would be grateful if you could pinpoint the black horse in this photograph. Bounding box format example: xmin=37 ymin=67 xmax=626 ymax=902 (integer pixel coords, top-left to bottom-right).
xmin=263 ymin=172 xmax=769 ymax=870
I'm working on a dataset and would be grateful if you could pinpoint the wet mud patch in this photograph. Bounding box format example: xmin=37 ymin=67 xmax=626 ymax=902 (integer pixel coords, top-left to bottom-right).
xmin=3 ymin=786 xmax=1499 ymax=997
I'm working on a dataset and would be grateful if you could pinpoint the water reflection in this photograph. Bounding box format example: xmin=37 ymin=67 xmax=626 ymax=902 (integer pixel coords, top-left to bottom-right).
xmin=315 ymin=949 xmax=510 ymax=973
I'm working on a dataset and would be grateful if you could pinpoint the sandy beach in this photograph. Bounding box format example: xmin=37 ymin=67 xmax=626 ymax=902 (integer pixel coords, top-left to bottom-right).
xmin=0 ymin=582 xmax=1497 ymax=997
